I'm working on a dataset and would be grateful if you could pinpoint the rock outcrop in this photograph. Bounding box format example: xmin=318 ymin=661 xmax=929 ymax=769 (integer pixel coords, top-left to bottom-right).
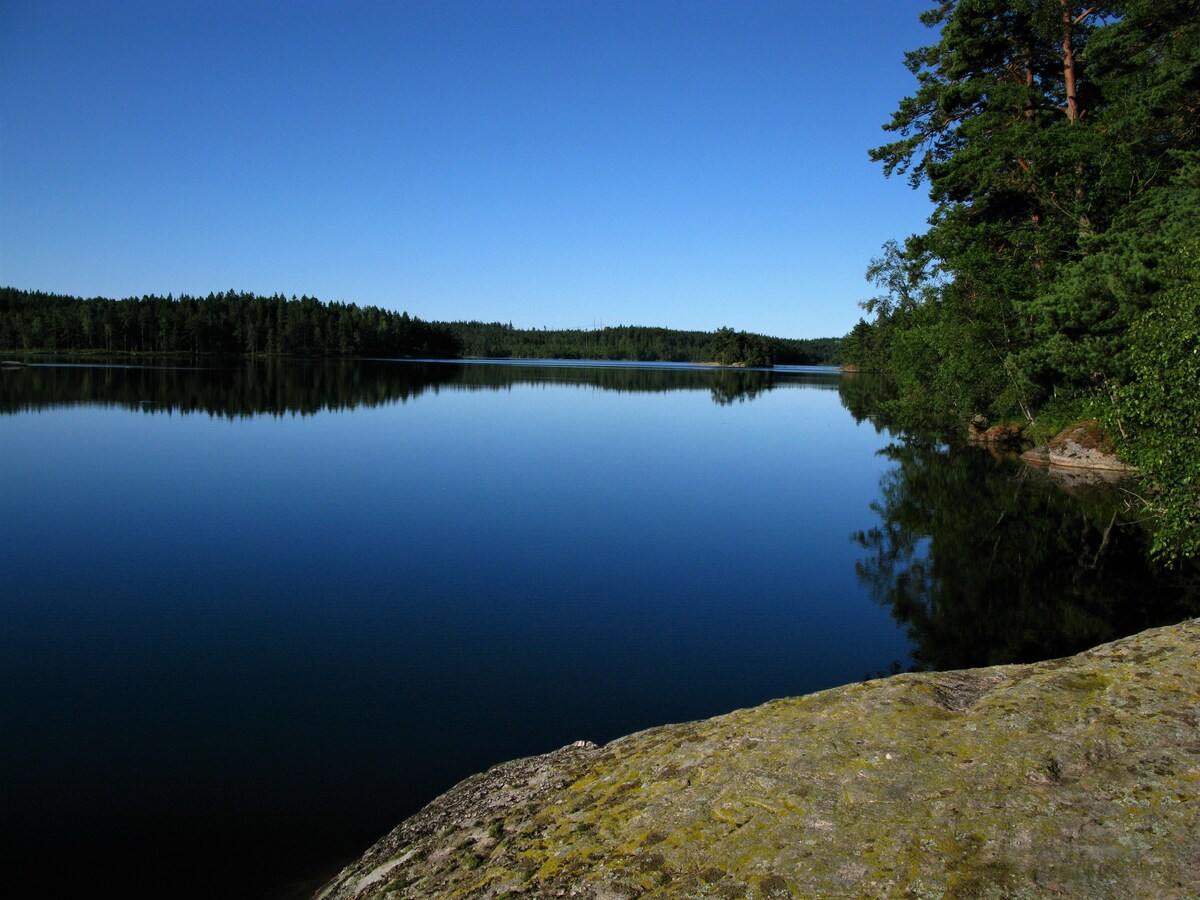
xmin=1023 ymin=419 xmax=1137 ymax=475
xmin=967 ymin=416 xmax=1024 ymax=448
xmin=317 ymin=619 xmax=1200 ymax=899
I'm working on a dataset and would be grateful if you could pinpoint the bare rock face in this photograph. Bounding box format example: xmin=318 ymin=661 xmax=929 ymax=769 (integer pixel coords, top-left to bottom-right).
xmin=1022 ymin=420 xmax=1137 ymax=487
xmin=316 ymin=620 xmax=1200 ymax=899
xmin=1045 ymin=419 xmax=1137 ymax=472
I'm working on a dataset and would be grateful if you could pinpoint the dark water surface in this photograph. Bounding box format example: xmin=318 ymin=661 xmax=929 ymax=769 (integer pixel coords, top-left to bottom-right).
xmin=2 ymin=360 xmax=1195 ymax=898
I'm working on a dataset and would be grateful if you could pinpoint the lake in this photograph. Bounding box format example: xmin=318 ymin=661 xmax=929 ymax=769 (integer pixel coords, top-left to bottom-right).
xmin=2 ymin=359 xmax=1195 ymax=899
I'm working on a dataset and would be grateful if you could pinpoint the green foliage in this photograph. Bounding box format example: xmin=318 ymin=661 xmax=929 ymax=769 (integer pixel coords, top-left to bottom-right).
xmin=705 ymin=327 xmax=774 ymax=367
xmin=1 ymin=289 xmax=845 ymax=367
xmin=1020 ymin=155 xmax=1200 ymax=390
xmin=446 ymin=321 xmax=840 ymax=366
xmin=849 ymin=0 xmax=1200 ymax=555
xmin=0 ymin=288 xmax=461 ymax=359
xmin=1104 ymin=241 xmax=1200 ymax=560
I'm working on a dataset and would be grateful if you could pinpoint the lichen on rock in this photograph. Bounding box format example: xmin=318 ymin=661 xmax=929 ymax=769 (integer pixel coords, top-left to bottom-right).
xmin=1045 ymin=419 xmax=1137 ymax=472
xmin=316 ymin=619 xmax=1200 ymax=899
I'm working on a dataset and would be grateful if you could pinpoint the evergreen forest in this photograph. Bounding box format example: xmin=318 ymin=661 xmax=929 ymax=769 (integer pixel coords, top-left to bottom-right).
xmin=844 ymin=0 xmax=1200 ymax=558
xmin=0 ymin=288 xmax=461 ymax=359
xmin=0 ymin=287 xmax=842 ymax=367
xmin=445 ymin=321 xmax=840 ymax=365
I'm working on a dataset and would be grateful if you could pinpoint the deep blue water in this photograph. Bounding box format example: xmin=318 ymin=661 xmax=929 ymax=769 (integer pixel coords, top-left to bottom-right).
xmin=1 ymin=360 xmax=1192 ymax=898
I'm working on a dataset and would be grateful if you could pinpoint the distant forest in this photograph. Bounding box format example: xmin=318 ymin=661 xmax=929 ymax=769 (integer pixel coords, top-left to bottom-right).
xmin=0 ymin=288 xmax=843 ymax=366
xmin=445 ymin=321 xmax=841 ymax=365
xmin=0 ymin=288 xmax=461 ymax=359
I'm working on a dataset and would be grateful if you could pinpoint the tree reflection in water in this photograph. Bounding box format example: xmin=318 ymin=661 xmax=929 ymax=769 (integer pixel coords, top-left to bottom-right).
xmin=0 ymin=358 xmax=836 ymax=416
xmin=849 ymin=432 xmax=1200 ymax=672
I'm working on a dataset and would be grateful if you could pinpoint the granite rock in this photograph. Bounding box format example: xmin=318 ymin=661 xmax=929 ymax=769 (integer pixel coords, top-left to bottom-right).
xmin=317 ymin=619 xmax=1200 ymax=899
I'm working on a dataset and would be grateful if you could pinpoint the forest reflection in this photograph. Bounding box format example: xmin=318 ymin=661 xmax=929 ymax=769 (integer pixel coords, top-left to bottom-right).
xmin=840 ymin=376 xmax=1200 ymax=671
xmin=0 ymin=359 xmax=840 ymax=416
xmin=6 ymin=358 xmax=1194 ymax=676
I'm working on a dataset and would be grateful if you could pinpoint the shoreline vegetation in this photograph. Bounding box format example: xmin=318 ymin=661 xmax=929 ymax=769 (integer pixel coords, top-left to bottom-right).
xmin=0 ymin=287 xmax=842 ymax=369
xmin=840 ymin=2 xmax=1199 ymax=561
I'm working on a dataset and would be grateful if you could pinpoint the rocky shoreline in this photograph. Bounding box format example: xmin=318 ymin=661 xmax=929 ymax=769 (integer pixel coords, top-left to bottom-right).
xmin=1021 ymin=419 xmax=1139 ymax=474
xmin=316 ymin=619 xmax=1200 ymax=899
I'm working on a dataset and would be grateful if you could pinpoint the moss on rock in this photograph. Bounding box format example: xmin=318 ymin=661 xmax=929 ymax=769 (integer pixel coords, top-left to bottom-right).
xmin=316 ymin=620 xmax=1200 ymax=899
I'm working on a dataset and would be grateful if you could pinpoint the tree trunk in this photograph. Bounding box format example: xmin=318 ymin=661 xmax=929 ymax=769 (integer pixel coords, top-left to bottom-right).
xmin=1060 ymin=1 xmax=1088 ymax=123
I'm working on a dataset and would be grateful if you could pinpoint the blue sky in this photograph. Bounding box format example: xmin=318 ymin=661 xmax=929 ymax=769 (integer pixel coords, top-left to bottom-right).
xmin=0 ymin=0 xmax=936 ymax=338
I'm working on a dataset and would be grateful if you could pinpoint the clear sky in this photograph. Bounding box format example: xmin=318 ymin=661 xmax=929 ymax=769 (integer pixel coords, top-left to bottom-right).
xmin=0 ymin=0 xmax=936 ymax=339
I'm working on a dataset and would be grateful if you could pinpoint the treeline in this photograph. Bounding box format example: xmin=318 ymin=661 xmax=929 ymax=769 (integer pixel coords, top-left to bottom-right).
xmin=1 ymin=288 xmax=843 ymax=367
xmin=446 ymin=320 xmax=842 ymax=366
xmin=0 ymin=288 xmax=461 ymax=358
xmin=846 ymin=1 xmax=1199 ymax=558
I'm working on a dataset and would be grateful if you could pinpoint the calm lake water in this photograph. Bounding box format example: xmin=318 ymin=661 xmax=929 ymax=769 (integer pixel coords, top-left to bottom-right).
xmin=2 ymin=359 xmax=1195 ymax=898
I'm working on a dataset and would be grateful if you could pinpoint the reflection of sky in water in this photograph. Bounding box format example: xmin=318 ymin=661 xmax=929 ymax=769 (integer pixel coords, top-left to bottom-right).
xmin=1 ymin=365 xmax=906 ymax=898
